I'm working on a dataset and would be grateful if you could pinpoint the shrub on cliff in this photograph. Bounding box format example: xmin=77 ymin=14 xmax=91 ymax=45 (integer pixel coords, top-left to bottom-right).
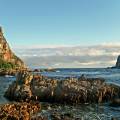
xmin=0 ymin=58 xmax=15 ymax=70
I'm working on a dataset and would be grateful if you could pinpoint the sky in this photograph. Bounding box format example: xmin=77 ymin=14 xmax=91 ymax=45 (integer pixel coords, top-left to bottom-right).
xmin=0 ymin=0 xmax=120 ymax=46
xmin=0 ymin=0 xmax=120 ymax=68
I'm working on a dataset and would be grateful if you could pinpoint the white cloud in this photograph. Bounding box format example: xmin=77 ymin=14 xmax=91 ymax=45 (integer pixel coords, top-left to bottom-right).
xmin=13 ymin=43 xmax=120 ymax=68
xmin=12 ymin=44 xmax=74 ymax=49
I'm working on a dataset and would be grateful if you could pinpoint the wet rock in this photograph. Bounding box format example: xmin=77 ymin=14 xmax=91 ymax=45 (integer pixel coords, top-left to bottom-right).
xmin=31 ymin=115 xmax=48 ymax=120
xmin=33 ymin=69 xmax=40 ymax=72
xmin=5 ymin=71 xmax=120 ymax=104
xmin=0 ymin=69 xmax=18 ymax=76
xmin=111 ymin=117 xmax=119 ymax=120
xmin=109 ymin=99 xmax=120 ymax=107
xmin=51 ymin=112 xmax=74 ymax=120
xmin=5 ymin=70 xmax=33 ymax=101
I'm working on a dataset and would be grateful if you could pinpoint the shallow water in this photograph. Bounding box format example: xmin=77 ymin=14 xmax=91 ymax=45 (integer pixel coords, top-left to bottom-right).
xmin=41 ymin=68 xmax=120 ymax=84
xmin=0 ymin=68 xmax=120 ymax=119
xmin=40 ymin=103 xmax=120 ymax=120
xmin=0 ymin=76 xmax=15 ymax=104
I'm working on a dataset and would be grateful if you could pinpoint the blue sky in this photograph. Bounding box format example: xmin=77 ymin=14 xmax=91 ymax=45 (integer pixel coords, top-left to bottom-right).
xmin=0 ymin=0 xmax=120 ymax=47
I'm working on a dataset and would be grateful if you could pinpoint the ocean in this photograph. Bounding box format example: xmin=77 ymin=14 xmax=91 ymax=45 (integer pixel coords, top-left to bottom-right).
xmin=0 ymin=68 xmax=120 ymax=119
xmin=41 ymin=68 xmax=120 ymax=85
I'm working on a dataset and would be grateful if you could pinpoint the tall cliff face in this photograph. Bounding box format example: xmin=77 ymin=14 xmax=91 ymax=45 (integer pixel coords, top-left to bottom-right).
xmin=116 ymin=55 xmax=120 ymax=68
xmin=0 ymin=27 xmax=25 ymax=69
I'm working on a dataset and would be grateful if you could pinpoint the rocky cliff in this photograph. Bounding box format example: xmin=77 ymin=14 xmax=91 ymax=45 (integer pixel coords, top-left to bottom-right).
xmin=0 ymin=27 xmax=25 ymax=69
xmin=116 ymin=55 xmax=120 ymax=68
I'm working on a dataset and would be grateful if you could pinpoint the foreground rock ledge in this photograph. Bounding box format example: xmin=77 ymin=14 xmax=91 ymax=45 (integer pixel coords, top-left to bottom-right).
xmin=0 ymin=102 xmax=41 ymax=120
xmin=5 ymin=71 xmax=120 ymax=104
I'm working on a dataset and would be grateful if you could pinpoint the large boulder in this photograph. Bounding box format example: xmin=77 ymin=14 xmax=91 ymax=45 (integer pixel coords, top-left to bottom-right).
xmin=5 ymin=71 xmax=120 ymax=104
xmin=0 ymin=26 xmax=25 ymax=72
xmin=5 ymin=70 xmax=33 ymax=101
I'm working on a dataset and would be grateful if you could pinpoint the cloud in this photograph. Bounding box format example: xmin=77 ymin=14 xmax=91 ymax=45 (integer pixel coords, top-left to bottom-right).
xmin=12 ymin=44 xmax=120 ymax=68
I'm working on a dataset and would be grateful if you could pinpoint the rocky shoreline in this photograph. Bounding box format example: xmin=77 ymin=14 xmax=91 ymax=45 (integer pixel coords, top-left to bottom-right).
xmin=0 ymin=70 xmax=119 ymax=120
xmin=5 ymin=71 xmax=120 ymax=104
xmin=0 ymin=101 xmax=119 ymax=120
xmin=0 ymin=69 xmax=26 ymax=76
xmin=0 ymin=101 xmax=42 ymax=120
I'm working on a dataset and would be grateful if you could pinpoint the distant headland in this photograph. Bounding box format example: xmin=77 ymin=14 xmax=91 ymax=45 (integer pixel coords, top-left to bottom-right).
xmin=115 ymin=55 xmax=120 ymax=68
xmin=109 ymin=55 xmax=120 ymax=69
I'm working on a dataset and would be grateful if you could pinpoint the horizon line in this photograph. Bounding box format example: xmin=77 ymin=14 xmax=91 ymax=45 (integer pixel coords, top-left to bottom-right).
xmin=11 ymin=42 xmax=120 ymax=49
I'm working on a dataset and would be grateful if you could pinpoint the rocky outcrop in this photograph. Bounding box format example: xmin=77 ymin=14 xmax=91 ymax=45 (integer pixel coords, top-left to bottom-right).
xmin=5 ymin=71 xmax=120 ymax=104
xmin=109 ymin=98 xmax=120 ymax=107
xmin=0 ymin=102 xmax=41 ymax=120
xmin=115 ymin=55 xmax=120 ymax=68
xmin=0 ymin=26 xmax=25 ymax=70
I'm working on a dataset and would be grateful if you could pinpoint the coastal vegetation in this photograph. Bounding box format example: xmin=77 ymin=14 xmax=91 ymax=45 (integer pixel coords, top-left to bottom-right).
xmin=0 ymin=59 xmax=15 ymax=70
xmin=0 ymin=27 xmax=25 ymax=76
xmin=5 ymin=70 xmax=120 ymax=104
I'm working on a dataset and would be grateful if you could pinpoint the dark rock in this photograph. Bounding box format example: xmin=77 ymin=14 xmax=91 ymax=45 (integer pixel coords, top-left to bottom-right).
xmin=51 ymin=112 xmax=74 ymax=120
xmin=109 ymin=99 xmax=120 ymax=107
xmin=5 ymin=71 xmax=120 ymax=104
xmin=40 ymin=68 xmax=56 ymax=72
xmin=115 ymin=55 xmax=120 ymax=68
xmin=111 ymin=117 xmax=119 ymax=120
xmin=33 ymin=69 xmax=40 ymax=72
xmin=5 ymin=70 xmax=33 ymax=101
